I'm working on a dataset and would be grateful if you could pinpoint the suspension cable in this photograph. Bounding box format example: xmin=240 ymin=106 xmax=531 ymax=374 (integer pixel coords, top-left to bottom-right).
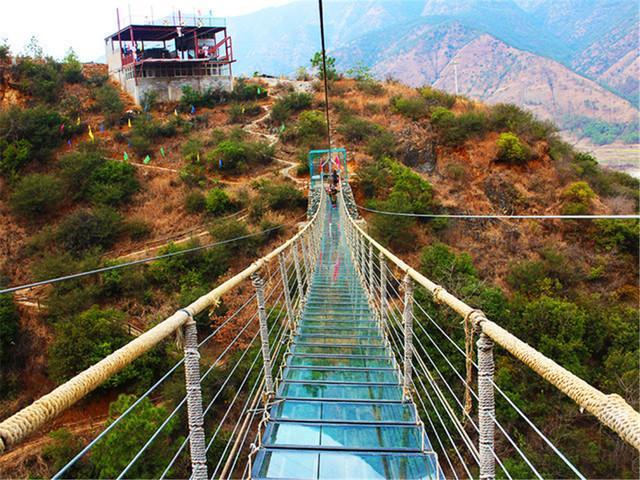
xmin=356 ymin=203 xmax=639 ymax=220
xmin=317 ymin=0 xmax=333 ymax=155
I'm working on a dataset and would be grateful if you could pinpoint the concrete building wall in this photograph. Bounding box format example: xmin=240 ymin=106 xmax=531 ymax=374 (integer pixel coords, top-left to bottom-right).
xmin=130 ymin=76 xmax=233 ymax=104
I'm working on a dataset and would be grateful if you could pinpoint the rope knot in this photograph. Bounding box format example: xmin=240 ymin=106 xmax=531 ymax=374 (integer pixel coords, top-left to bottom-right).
xmin=432 ymin=285 xmax=446 ymax=303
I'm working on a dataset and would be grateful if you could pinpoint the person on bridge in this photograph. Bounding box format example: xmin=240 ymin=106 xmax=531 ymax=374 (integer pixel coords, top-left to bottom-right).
xmin=331 ymin=169 xmax=339 ymax=187
xmin=328 ymin=183 xmax=339 ymax=208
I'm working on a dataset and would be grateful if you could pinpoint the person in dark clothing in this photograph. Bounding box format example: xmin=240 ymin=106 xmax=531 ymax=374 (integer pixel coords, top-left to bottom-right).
xmin=328 ymin=183 xmax=339 ymax=208
xmin=331 ymin=169 xmax=339 ymax=187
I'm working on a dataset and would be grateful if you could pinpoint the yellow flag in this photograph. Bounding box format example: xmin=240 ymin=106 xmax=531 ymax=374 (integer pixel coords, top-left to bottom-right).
xmin=127 ymin=118 xmax=132 ymax=128
xmin=88 ymin=126 xmax=95 ymax=143
xmin=196 ymin=152 xmax=200 ymax=163
xmin=76 ymin=116 xmax=81 ymax=126
xmin=174 ymin=109 xmax=178 ymax=117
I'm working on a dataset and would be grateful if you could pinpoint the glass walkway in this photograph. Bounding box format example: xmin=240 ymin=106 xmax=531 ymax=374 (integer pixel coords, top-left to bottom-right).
xmin=251 ymin=202 xmax=441 ymax=479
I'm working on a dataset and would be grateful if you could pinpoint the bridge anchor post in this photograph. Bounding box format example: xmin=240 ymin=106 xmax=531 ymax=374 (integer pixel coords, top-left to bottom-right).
xmin=477 ymin=332 xmax=496 ymax=480
xmin=252 ymin=272 xmax=275 ymax=396
xmin=181 ymin=312 xmax=209 ymax=480
xmin=402 ymin=274 xmax=414 ymax=401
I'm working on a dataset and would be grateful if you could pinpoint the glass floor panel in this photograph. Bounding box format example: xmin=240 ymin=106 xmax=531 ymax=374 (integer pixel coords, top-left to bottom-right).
xmin=288 ymin=356 xmax=394 ymax=368
xmin=265 ymin=423 xmax=423 ymax=450
xmin=299 ymin=320 xmax=378 ymax=329
xmin=298 ymin=328 xmax=381 ymax=337
xmin=279 ymin=383 xmax=402 ymax=401
xmin=295 ymin=335 xmax=384 ymax=346
xmin=292 ymin=345 xmax=388 ymax=356
xmin=254 ymin=450 xmax=439 ymax=480
xmin=272 ymin=400 xmax=417 ymax=424
xmin=284 ymin=368 xmax=398 ymax=384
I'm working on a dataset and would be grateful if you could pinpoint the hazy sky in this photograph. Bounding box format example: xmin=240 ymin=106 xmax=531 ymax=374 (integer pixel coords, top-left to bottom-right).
xmin=0 ymin=0 xmax=296 ymax=61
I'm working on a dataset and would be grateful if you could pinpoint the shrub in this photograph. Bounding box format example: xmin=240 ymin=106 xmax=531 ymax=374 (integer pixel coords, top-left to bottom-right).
xmin=561 ymin=181 xmax=595 ymax=214
xmin=185 ymin=191 xmax=206 ymax=213
xmin=12 ymin=57 xmax=63 ymax=103
xmin=270 ymin=92 xmax=313 ymax=124
xmin=140 ymin=90 xmax=158 ymax=112
xmin=205 ymin=187 xmax=233 ymax=215
xmin=337 ymin=115 xmax=381 ymax=143
xmin=594 ymin=220 xmax=639 ymax=255
xmin=367 ymin=130 xmax=397 ymax=160
xmin=48 ymin=307 xmax=132 ymax=383
xmin=369 ymin=191 xmax=417 ymax=251
xmin=92 ymin=395 xmax=179 ymax=479
xmin=256 ymin=180 xmax=305 ymax=210
xmin=420 ymin=242 xmax=477 ymax=285
xmin=289 ymin=110 xmax=326 ymax=146
xmin=43 ymin=429 xmax=88 ymax=475
xmin=418 ymin=86 xmax=456 ymax=109
xmin=61 ymin=49 xmax=84 ymax=83
xmin=0 ymin=40 xmax=10 ymax=61
xmin=181 ymin=138 xmax=204 ymax=163
xmin=496 ymin=132 xmax=530 ymax=164
xmin=356 ymin=79 xmax=385 ymax=96
xmin=431 ymin=107 xmax=488 ymax=146
xmin=130 ymin=115 xmax=177 ymax=156
xmin=60 ymin=150 xmax=138 ymax=206
xmin=95 ymin=84 xmax=124 ymax=126
xmin=123 ymin=219 xmax=152 ymax=241
xmin=490 ymin=103 xmax=556 ymax=142
xmin=390 ymin=95 xmax=428 ymax=120
xmin=179 ymin=85 xmax=229 ymax=110
xmin=444 ymin=163 xmax=466 ymax=181
xmin=0 ymin=106 xmax=64 ymax=173
xmin=232 ymin=78 xmax=268 ymax=101
xmin=0 ymin=294 xmax=19 ymax=396
xmin=10 ymin=174 xmax=64 ymax=218
xmin=228 ymin=102 xmax=261 ymax=123
xmin=210 ymin=138 xmax=274 ymax=173
xmin=209 ymin=218 xmax=254 ymax=256
xmin=57 ymin=207 xmax=122 ymax=255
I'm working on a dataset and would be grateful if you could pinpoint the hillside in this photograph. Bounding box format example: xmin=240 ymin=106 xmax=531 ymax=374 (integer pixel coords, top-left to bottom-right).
xmin=228 ymin=0 xmax=639 ymax=146
xmin=0 ymin=48 xmax=638 ymax=478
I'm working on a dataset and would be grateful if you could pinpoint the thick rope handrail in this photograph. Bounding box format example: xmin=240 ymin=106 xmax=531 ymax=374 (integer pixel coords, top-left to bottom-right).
xmin=339 ymin=188 xmax=640 ymax=451
xmin=0 ymin=188 xmax=325 ymax=453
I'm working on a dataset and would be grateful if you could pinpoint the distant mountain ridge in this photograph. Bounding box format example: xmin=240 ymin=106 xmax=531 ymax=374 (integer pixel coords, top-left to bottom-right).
xmin=228 ymin=0 xmax=639 ymax=142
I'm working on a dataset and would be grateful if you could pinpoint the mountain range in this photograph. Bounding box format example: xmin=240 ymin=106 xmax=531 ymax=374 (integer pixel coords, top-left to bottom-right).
xmin=227 ymin=0 xmax=639 ymax=143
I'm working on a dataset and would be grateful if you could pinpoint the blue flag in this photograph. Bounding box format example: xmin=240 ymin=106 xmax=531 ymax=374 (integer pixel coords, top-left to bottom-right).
xmin=190 ymin=105 xmax=196 ymax=114
xmin=219 ymin=159 xmax=223 ymax=169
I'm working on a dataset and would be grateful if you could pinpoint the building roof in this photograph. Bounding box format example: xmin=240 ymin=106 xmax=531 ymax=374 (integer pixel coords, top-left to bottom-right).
xmin=106 ymin=24 xmax=225 ymax=42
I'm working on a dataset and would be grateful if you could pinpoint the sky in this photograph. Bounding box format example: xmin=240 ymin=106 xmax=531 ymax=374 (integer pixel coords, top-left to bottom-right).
xmin=0 ymin=0 xmax=296 ymax=61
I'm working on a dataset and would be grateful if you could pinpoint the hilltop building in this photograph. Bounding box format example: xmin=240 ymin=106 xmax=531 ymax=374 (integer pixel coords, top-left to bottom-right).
xmin=105 ymin=10 xmax=235 ymax=105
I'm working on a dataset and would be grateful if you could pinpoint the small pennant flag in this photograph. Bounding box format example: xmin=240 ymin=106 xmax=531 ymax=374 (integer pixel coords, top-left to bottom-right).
xmin=196 ymin=152 xmax=200 ymax=163
xmin=257 ymin=87 xmax=261 ymax=95
xmin=174 ymin=109 xmax=178 ymax=117
xmin=241 ymin=107 xmax=245 ymax=114
xmin=67 ymin=139 xmax=72 ymax=147
xmin=59 ymin=123 xmax=65 ymax=134
xmin=143 ymin=155 xmax=151 ymax=165
xmin=190 ymin=105 xmax=196 ymax=114
xmin=76 ymin=116 xmax=81 ymax=126
xmin=279 ymin=124 xmax=285 ymax=133
xmin=88 ymin=126 xmax=95 ymax=143
xmin=127 ymin=118 xmax=132 ymax=128
xmin=160 ymin=147 xmax=165 ymax=158
xmin=123 ymin=151 xmax=129 ymax=161
xmin=100 ymin=123 xmax=105 ymax=132
xmin=218 ymin=158 xmax=223 ymax=169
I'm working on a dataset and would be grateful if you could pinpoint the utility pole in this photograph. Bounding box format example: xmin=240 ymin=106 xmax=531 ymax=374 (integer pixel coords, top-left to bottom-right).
xmin=453 ymin=61 xmax=460 ymax=96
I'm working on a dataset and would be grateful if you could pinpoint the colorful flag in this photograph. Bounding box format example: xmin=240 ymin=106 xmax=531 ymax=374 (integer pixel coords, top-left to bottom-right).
xmin=257 ymin=87 xmax=262 ymax=95
xmin=67 ymin=139 xmax=72 ymax=147
xmin=160 ymin=147 xmax=165 ymax=158
xmin=127 ymin=118 xmax=132 ymax=128
xmin=196 ymin=152 xmax=200 ymax=163
xmin=100 ymin=123 xmax=105 ymax=132
xmin=190 ymin=105 xmax=196 ymax=114
xmin=88 ymin=126 xmax=94 ymax=143
xmin=76 ymin=116 xmax=81 ymax=126
xmin=123 ymin=151 xmax=129 ymax=161
xmin=219 ymin=159 xmax=223 ymax=169
xmin=143 ymin=155 xmax=151 ymax=165
xmin=59 ymin=123 xmax=65 ymax=134
xmin=174 ymin=109 xmax=178 ymax=117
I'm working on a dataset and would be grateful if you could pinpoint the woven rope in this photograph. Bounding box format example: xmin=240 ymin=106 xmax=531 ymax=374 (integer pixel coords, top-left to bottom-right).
xmin=477 ymin=333 xmax=496 ymax=479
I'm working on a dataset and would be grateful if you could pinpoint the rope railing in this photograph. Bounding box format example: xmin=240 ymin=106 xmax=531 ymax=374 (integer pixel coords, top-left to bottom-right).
xmin=337 ymin=184 xmax=640 ymax=478
xmin=0 ymin=187 xmax=326 ymax=480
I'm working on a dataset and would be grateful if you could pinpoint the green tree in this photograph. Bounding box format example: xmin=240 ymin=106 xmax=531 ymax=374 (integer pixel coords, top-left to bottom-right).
xmin=561 ymin=181 xmax=595 ymax=215
xmin=56 ymin=207 xmax=123 ymax=255
xmin=91 ymin=394 xmax=180 ymax=478
xmin=62 ymin=48 xmax=84 ymax=83
xmin=311 ymin=51 xmax=337 ymax=80
xmin=43 ymin=428 xmax=85 ymax=474
xmin=205 ymin=187 xmax=232 ymax=215
xmin=10 ymin=174 xmax=64 ymax=218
